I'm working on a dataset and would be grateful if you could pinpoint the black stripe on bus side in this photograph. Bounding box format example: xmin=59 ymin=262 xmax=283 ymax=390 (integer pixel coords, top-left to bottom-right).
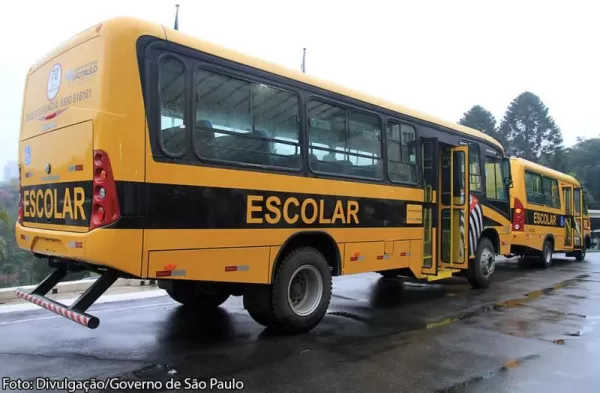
xmin=20 ymin=180 xmax=427 ymax=230
xmin=134 ymin=182 xmax=424 ymax=230
xmin=111 ymin=181 xmax=427 ymax=230
xmin=524 ymin=209 xmax=566 ymax=228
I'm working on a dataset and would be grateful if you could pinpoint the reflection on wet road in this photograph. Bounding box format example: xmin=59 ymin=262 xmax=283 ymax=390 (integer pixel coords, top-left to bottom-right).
xmin=1 ymin=255 xmax=600 ymax=392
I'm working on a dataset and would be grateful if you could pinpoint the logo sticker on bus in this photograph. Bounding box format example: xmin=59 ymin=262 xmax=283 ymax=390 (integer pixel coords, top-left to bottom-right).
xmin=65 ymin=60 xmax=99 ymax=83
xmin=47 ymin=64 xmax=62 ymax=100
xmin=24 ymin=146 xmax=31 ymax=166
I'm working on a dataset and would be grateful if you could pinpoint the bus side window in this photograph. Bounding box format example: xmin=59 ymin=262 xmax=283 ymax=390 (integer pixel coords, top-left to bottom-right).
xmin=307 ymin=100 xmax=383 ymax=180
xmin=159 ymin=56 xmax=188 ymax=158
xmin=575 ymin=188 xmax=581 ymax=214
xmin=525 ymin=171 xmax=545 ymax=205
xmin=468 ymin=144 xmax=482 ymax=192
xmin=543 ymin=177 xmax=561 ymax=209
xmin=386 ymin=122 xmax=418 ymax=184
xmin=484 ymin=156 xmax=507 ymax=201
xmin=193 ymin=68 xmax=301 ymax=169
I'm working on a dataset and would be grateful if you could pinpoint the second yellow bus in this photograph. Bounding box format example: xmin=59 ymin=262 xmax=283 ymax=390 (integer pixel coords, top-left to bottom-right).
xmin=509 ymin=158 xmax=590 ymax=267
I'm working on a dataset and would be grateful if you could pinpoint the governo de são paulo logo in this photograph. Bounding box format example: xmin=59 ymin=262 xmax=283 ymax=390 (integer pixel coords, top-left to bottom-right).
xmin=47 ymin=64 xmax=62 ymax=100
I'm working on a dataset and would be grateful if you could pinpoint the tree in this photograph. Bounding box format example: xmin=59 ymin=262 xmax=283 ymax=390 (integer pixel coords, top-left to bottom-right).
xmin=459 ymin=105 xmax=505 ymax=144
xmin=565 ymin=137 xmax=600 ymax=202
xmin=0 ymin=202 xmax=7 ymax=264
xmin=0 ymin=203 xmax=7 ymax=224
xmin=497 ymin=92 xmax=565 ymax=170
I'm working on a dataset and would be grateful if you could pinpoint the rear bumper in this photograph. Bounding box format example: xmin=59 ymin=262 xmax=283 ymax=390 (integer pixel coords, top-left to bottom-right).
xmin=15 ymin=223 xmax=144 ymax=277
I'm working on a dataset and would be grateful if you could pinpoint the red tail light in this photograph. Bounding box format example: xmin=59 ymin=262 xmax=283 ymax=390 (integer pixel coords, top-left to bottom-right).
xmin=512 ymin=198 xmax=525 ymax=231
xmin=17 ymin=165 xmax=23 ymax=225
xmin=89 ymin=150 xmax=120 ymax=230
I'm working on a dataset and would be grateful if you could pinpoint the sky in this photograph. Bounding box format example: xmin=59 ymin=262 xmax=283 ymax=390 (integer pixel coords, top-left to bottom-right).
xmin=0 ymin=0 xmax=598 ymax=169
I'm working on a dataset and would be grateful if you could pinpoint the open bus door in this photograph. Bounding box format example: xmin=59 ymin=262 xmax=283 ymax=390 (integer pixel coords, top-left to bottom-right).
xmin=421 ymin=138 xmax=438 ymax=275
xmin=438 ymin=145 xmax=469 ymax=270
xmin=574 ymin=187 xmax=584 ymax=249
xmin=563 ymin=185 xmax=574 ymax=250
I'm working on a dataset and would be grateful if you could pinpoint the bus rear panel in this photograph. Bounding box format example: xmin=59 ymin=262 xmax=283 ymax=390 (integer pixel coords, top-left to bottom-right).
xmin=16 ymin=21 xmax=150 ymax=279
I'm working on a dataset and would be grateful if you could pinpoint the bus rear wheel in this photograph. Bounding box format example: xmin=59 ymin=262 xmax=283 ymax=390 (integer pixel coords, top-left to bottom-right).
xmin=166 ymin=280 xmax=231 ymax=310
xmin=575 ymin=248 xmax=586 ymax=261
xmin=538 ymin=239 xmax=554 ymax=268
xmin=244 ymin=247 xmax=332 ymax=334
xmin=467 ymin=237 xmax=495 ymax=289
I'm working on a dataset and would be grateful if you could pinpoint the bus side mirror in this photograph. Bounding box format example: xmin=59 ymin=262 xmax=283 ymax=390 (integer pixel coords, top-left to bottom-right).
xmin=502 ymin=157 xmax=513 ymax=188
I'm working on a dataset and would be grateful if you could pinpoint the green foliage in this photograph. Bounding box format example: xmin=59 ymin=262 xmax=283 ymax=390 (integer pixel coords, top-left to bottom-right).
xmin=458 ymin=105 xmax=506 ymax=147
xmin=0 ymin=202 xmax=7 ymax=224
xmin=564 ymin=137 xmax=600 ymax=202
xmin=496 ymin=92 xmax=565 ymax=171
xmin=0 ymin=182 xmax=91 ymax=288
xmin=0 ymin=184 xmax=53 ymax=288
xmin=0 ymin=201 xmax=8 ymax=267
xmin=460 ymin=91 xmax=597 ymax=203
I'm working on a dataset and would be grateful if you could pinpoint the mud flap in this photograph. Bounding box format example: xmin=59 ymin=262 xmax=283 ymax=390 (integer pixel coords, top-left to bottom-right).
xmin=15 ymin=267 xmax=118 ymax=329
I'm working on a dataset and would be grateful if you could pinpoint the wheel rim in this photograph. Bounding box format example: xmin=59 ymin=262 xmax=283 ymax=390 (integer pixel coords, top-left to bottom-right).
xmin=480 ymin=247 xmax=495 ymax=278
xmin=545 ymin=245 xmax=552 ymax=263
xmin=287 ymin=265 xmax=323 ymax=317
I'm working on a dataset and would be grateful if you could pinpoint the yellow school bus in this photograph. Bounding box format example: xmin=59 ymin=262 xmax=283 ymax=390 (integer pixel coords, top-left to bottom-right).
xmin=509 ymin=158 xmax=591 ymax=266
xmin=14 ymin=17 xmax=512 ymax=333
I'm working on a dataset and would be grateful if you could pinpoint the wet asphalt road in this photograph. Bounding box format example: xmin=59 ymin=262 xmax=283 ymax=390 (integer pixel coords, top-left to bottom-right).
xmin=1 ymin=254 xmax=600 ymax=392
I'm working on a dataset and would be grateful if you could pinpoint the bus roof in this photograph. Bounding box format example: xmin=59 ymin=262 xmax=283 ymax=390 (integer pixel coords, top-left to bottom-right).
xmin=29 ymin=17 xmax=504 ymax=152
xmin=510 ymin=157 xmax=581 ymax=186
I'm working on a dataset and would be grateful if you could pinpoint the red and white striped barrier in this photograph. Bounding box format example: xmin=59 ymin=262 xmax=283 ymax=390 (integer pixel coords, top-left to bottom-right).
xmin=15 ymin=289 xmax=100 ymax=329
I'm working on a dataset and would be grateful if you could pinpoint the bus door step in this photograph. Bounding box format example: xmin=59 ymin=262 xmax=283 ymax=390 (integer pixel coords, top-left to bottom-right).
xmin=426 ymin=268 xmax=460 ymax=281
xmin=14 ymin=266 xmax=118 ymax=329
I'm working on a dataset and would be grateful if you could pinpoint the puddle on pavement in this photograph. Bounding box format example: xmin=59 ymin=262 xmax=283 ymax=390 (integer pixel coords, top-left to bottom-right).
xmin=435 ymin=353 xmax=541 ymax=392
xmin=424 ymin=274 xmax=590 ymax=332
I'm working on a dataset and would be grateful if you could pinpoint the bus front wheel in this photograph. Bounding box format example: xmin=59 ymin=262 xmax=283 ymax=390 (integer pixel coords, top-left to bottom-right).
xmin=245 ymin=247 xmax=332 ymax=334
xmin=467 ymin=237 xmax=495 ymax=289
xmin=166 ymin=280 xmax=231 ymax=310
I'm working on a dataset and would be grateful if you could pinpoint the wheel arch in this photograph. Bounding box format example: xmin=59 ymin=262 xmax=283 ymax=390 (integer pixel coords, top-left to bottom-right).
xmin=271 ymin=231 xmax=341 ymax=282
xmin=480 ymin=228 xmax=500 ymax=254
xmin=544 ymin=233 xmax=555 ymax=250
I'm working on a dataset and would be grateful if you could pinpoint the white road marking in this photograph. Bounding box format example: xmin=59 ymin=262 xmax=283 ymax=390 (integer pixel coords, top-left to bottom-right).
xmin=0 ymin=289 xmax=168 ymax=314
xmin=0 ymin=301 xmax=174 ymax=326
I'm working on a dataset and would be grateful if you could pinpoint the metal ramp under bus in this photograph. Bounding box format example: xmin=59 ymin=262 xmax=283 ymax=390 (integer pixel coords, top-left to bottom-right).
xmin=15 ymin=266 xmax=119 ymax=329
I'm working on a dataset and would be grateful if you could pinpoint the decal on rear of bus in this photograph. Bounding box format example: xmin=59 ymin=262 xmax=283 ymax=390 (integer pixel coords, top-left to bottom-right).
xmin=21 ymin=182 xmax=92 ymax=226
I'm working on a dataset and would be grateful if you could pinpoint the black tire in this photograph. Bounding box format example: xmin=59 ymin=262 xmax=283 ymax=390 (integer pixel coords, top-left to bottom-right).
xmin=467 ymin=237 xmax=495 ymax=289
xmin=166 ymin=280 xmax=230 ymax=310
xmin=247 ymin=247 xmax=332 ymax=334
xmin=575 ymin=248 xmax=586 ymax=262
xmin=538 ymin=239 xmax=553 ymax=268
xmin=243 ymin=284 xmax=273 ymax=327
